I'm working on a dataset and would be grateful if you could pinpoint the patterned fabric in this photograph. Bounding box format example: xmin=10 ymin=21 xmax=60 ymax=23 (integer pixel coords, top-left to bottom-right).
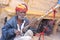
xmin=16 ymin=3 xmax=28 ymax=13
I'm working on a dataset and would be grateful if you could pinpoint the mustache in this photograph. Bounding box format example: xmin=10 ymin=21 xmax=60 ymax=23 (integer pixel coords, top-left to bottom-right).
xmin=18 ymin=16 xmax=26 ymax=20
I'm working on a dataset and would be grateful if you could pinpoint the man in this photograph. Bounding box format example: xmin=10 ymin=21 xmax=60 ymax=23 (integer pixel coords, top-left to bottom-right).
xmin=1 ymin=3 xmax=29 ymax=40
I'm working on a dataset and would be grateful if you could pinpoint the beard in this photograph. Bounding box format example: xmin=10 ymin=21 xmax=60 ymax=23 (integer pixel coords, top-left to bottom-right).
xmin=18 ymin=16 xmax=25 ymax=20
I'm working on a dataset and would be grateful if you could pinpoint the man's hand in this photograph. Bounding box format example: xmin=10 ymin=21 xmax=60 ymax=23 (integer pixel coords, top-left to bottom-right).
xmin=15 ymin=30 xmax=21 ymax=36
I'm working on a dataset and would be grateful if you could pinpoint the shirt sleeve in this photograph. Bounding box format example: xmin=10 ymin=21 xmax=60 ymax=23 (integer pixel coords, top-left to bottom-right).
xmin=2 ymin=22 xmax=16 ymax=39
xmin=58 ymin=0 xmax=60 ymax=4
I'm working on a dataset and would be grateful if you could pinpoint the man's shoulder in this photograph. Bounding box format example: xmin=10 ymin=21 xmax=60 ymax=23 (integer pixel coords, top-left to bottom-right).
xmin=24 ymin=17 xmax=29 ymax=23
xmin=6 ymin=16 xmax=17 ymax=24
xmin=58 ymin=0 xmax=60 ymax=4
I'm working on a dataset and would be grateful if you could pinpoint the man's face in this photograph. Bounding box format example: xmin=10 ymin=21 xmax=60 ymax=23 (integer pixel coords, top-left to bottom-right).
xmin=16 ymin=11 xmax=26 ymax=20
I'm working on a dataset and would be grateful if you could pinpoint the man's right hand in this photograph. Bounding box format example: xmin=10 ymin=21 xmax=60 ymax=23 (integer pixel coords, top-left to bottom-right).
xmin=15 ymin=30 xmax=21 ymax=36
